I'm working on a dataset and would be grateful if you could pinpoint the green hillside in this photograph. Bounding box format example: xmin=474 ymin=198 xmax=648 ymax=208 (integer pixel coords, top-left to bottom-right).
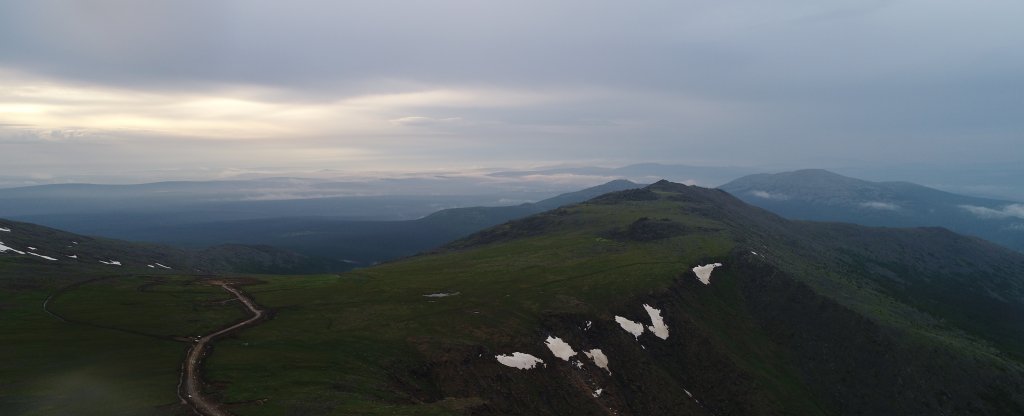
xmin=203 ymin=181 xmax=1024 ymax=415
xmin=0 ymin=218 xmax=350 ymax=274
xmin=3 ymin=180 xmax=1024 ymax=415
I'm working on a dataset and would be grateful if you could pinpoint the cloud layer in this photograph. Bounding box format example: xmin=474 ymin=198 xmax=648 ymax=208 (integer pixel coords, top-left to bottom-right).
xmin=860 ymin=201 xmax=900 ymax=211
xmin=960 ymin=204 xmax=1024 ymax=220
xmin=1 ymin=0 xmax=1023 ymax=180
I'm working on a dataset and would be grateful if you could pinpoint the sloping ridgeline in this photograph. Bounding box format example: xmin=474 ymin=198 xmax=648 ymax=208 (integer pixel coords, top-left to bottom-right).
xmin=202 ymin=181 xmax=1024 ymax=415
xmin=86 ymin=179 xmax=642 ymax=269
xmin=720 ymin=169 xmax=1024 ymax=252
xmin=0 ymin=218 xmax=347 ymax=275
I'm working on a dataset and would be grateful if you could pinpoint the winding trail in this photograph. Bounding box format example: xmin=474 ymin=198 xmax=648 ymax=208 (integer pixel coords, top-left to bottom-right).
xmin=179 ymin=282 xmax=265 ymax=416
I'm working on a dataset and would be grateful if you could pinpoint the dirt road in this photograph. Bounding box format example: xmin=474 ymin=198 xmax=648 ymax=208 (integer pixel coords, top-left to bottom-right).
xmin=179 ymin=282 xmax=265 ymax=416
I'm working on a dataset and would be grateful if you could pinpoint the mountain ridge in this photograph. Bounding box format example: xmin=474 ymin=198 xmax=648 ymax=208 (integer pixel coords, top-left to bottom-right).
xmin=720 ymin=169 xmax=1024 ymax=251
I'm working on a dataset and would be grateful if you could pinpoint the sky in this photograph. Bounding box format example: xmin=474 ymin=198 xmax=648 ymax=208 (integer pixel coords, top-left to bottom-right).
xmin=1 ymin=0 xmax=1022 ymax=185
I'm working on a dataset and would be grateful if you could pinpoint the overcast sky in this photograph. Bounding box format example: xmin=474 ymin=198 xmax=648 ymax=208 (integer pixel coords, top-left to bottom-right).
xmin=1 ymin=0 xmax=1022 ymax=183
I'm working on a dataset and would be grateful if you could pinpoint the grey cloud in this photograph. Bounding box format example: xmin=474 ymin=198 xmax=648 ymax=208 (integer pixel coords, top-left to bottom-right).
xmin=389 ymin=116 xmax=464 ymax=127
xmin=0 ymin=0 xmax=1022 ymax=179
xmin=3 ymin=1 xmax=1020 ymax=95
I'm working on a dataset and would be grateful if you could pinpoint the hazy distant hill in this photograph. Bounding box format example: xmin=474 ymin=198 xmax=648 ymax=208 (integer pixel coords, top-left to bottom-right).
xmin=720 ymin=169 xmax=1024 ymax=251
xmin=0 ymin=177 xmax=563 ymax=237
xmin=116 ymin=180 xmax=643 ymax=267
xmin=0 ymin=165 xmax=747 ymax=240
xmin=489 ymin=163 xmax=753 ymax=186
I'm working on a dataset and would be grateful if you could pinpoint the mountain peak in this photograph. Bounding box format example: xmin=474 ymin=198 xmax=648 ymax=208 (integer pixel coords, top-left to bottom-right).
xmin=791 ymin=168 xmax=838 ymax=174
xmin=722 ymin=169 xmax=871 ymax=193
xmin=645 ymin=180 xmax=739 ymax=202
xmin=604 ymin=179 xmax=638 ymax=186
xmin=768 ymin=169 xmax=865 ymax=185
xmin=646 ymin=179 xmax=690 ymax=191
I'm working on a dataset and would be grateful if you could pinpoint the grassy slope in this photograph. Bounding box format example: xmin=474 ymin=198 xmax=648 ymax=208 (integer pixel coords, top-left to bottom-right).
xmin=206 ymin=200 xmax=725 ymax=415
xmin=195 ymin=196 xmax=750 ymax=413
xmin=0 ymin=218 xmax=347 ymax=274
xmin=205 ymin=184 xmax=1024 ymax=415
xmin=0 ymin=260 xmax=249 ymax=415
xmin=3 ymin=182 xmax=1024 ymax=415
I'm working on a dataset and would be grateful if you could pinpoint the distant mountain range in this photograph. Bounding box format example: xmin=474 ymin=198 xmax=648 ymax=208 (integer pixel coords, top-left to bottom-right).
xmin=488 ymin=162 xmax=754 ymax=186
xmin=109 ymin=179 xmax=643 ymax=267
xmin=0 ymin=180 xmax=643 ymax=271
xmin=0 ymin=177 xmax=564 ymax=238
xmin=6 ymin=167 xmax=1023 ymax=265
xmin=720 ymin=169 xmax=1024 ymax=251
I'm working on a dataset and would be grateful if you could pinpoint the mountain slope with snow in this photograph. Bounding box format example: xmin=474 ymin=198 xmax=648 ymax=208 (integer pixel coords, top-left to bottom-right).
xmin=192 ymin=180 xmax=1024 ymax=415
xmin=0 ymin=219 xmax=347 ymax=274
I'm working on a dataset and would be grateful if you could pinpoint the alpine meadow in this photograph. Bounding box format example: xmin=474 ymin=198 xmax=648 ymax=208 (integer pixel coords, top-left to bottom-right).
xmin=2 ymin=1 xmax=1023 ymax=415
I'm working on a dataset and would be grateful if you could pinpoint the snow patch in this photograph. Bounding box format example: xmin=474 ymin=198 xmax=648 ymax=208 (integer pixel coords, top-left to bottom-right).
xmin=584 ymin=320 xmax=592 ymax=331
xmin=27 ymin=247 xmax=37 ymax=251
xmin=643 ymin=304 xmax=669 ymax=340
xmin=147 ymin=264 xmax=155 ymax=268
xmin=423 ymin=291 xmax=460 ymax=298
xmin=67 ymin=254 xmax=78 ymax=259
xmin=593 ymin=388 xmax=603 ymax=398
xmin=0 ymin=242 xmax=25 ymax=255
xmin=154 ymin=263 xmax=171 ymax=269
xmin=496 ymin=352 xmax=545 ymax=370
xmin=615 ymin=316 xmax=644 ymax=339
xmin=27 ymin=252 xmax=57 ymax=261
xmin=544 ymin=336 xmax=577 ymax=361
xmin=692 ymin=263 xmax=723 ymax=285
xmin=99 ymin=260 xmax=122 ymax=266
xmin=584 ymin=349 xmax=611 ymax=374
xmin=0 ymin=227 xmax=10 ymax=232
xmin=684 ymin=389 xmax=693 ymax=398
